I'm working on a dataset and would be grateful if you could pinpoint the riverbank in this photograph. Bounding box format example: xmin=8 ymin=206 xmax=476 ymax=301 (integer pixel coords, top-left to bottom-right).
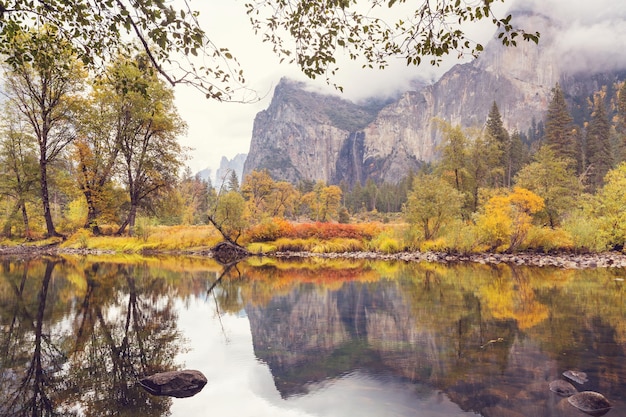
xmin=273 ymin=250 xmax=626 ymax=269
xmin=3 ymin=241 xmax=626 ymax=269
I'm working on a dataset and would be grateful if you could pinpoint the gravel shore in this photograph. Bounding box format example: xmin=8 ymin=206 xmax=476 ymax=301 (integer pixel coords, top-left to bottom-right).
xmin=273 ymin=250 xmax=626 ymax=269
xmin=2 ymin=243 xmax=626 ymax=269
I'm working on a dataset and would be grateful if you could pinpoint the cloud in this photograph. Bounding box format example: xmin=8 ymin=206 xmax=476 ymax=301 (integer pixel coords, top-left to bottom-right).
xmin=508 ymin=0 xmax=626 ymax=74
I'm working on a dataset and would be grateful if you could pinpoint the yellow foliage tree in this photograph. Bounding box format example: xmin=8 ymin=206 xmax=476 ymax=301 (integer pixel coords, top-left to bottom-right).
xmin=241 ymin=170 xmax=275 ymax=223
xmin=302 ymin=181 xmax=343 ymax=222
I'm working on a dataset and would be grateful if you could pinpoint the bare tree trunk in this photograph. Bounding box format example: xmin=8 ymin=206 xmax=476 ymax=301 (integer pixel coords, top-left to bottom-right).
xmin=20 ymin=201 xmax=31 ymax=239
xmin=116 ymin=203 xmax=137 ymax=236
xmin=40 ymin=159 xmax=61 ymax=238
xmin=82 ymin=189 xmax=101 ymax=235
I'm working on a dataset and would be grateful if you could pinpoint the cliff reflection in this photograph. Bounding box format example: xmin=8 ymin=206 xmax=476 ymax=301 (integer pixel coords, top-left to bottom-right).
xmin=239 ymin=259 xmax=626 ymax=416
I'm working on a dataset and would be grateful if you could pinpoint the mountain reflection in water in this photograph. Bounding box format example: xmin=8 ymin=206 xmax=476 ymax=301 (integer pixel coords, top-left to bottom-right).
xmin=0 ymin=256 xmax=625 ymax=417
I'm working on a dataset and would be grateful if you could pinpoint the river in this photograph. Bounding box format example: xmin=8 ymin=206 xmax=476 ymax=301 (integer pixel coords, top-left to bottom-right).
xmin=0 ymin=255 xmax=625 ymax=416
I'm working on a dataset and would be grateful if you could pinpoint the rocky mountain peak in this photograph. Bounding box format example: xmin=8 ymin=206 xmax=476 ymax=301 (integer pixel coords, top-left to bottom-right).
xmin=243 ymin=11 xmax=626 ymax=185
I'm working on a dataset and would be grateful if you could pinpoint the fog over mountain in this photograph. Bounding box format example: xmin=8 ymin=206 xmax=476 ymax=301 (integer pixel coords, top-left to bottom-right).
xmin=242 ymin=3 xmax=626 ymax=185
xmin=511 ymin=0 xmax=626 ymax=75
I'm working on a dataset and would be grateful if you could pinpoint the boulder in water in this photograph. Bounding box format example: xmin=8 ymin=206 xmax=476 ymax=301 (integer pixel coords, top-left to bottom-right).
xmin=568 ymin=391 xmax=612 ymax=416
xmin=563 ymin=370 xmax=588 ymax=385
xmin=139 ymin=369 xmax=207 ymax=398
xmin=549 ymin=379 xmax=578 ymax=397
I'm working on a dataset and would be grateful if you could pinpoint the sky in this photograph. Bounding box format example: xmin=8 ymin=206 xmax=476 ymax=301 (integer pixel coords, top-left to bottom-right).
xmin=173 ymin=0 xmax=626 ymax=178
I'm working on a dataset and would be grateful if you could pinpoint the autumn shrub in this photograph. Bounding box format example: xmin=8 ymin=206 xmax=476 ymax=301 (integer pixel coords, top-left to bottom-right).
xmin=442 ymin=220 xmax=481 ymax=254
xmin=369 ymin=231 xmax=403 ymax=254
xmin=98 ymin=224 xmax=118 ymax=236
xmin=273 ymin=237 xmax=314 ymax=252
xmin=562 ymin=213 xmax=610 ymax=253
xmin=287 ymin=221 xmax=383 ymax=240
xmin=419 ymin=238 xmax=449 ymax=252
xmin=135 ymin=216 xmax=155 ymax=242
xmin=521 ymin=226 xmax=574 ymax=253
xmin=311 ymin=238 xmax=365 ymax=253
xmin=244 ymin=217 xmax=296 ymax=242
xmin=401 ymin=226 xmax=423 ymax=251
xmin=247 ymin=242 xmax=277 ymax=254
xmin=475 ymin=187 xmax=544 ymax=252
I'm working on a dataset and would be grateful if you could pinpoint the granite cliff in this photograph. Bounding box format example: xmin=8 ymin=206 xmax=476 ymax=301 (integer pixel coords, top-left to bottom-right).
xmin=244 ymin=11 xmax=626 ymax=185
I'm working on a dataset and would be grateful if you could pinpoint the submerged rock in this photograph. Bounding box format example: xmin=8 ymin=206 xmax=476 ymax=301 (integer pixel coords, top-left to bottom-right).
xmin=139 ymin=369 xmax=207 ymax=398
xmin=563 ymin=370 xmax=588 ymax=385
xmin=568 ymin=391 xmax=612 ymax=416
xmin=549 ymin=379 xmax=578 ymax=397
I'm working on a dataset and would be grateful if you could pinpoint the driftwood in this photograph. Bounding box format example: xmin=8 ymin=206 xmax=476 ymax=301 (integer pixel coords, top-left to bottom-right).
xmin=211 ymin=241 xmax=250 ymax=265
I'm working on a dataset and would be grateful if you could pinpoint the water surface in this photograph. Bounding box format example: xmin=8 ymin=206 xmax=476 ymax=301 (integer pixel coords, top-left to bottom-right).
xmin=1 ymin=255 xmax=625 ymax=416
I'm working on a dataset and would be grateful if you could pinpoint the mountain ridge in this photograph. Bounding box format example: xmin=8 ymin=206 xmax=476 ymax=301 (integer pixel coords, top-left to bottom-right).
xmin=243 ymin=11 xmax=626 ymax=185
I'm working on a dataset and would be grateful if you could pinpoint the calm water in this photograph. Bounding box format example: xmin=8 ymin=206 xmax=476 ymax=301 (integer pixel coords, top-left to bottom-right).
xmin=1 ymin=255 xmax=626 ymax=417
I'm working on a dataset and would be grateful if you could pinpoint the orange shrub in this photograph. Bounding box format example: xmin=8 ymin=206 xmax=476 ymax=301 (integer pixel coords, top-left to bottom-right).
xmin=244 ymin=218 xmax=296 ymax=242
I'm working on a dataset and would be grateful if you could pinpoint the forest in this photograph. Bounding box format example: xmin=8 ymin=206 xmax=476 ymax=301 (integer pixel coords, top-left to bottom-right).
xmin=1 ymin=26 xmax=626 ymax=255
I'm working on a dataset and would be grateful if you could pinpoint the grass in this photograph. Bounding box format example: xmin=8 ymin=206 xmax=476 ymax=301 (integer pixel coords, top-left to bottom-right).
xmin=7 ymin=217 xmax=614 ymax=257
xmin=61 ymin=225 xmax=222 ymax=253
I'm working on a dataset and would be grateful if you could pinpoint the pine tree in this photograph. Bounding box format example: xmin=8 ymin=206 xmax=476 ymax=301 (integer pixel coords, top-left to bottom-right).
xmin=586 ymin=96 xmax=613 ymax=190
xmin=226 ymin=170 xmax=240 ymax=192
xmin=507 ymin=131 xmax=527 ymax=186
xmin=485 ymin=101 xmax=508 ymax=187
xmin=544 ymin=84 xmax=579 ymax=169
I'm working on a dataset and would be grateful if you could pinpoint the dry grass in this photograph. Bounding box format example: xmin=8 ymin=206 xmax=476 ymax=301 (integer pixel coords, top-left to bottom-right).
xmin=61 ymin=225 xmax=222 ymax=253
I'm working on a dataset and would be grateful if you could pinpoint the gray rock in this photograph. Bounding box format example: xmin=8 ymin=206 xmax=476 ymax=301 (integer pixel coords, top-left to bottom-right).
xmin=139 ymin=369 xmax=207 ymax=398
xmin=549 ymin=379 xmax=578 ymax=397
xmin=568 ymin=391 xmax=612 ymax=416
xmin=563 ymin=370 xmax=588 ymax=385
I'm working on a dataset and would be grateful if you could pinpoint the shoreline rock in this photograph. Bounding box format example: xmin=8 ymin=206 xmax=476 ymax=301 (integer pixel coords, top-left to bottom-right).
xmin=272 ymin=250 xmax=626 ymax=269
xmin=2 ymin=243 xmax=626 ymax=269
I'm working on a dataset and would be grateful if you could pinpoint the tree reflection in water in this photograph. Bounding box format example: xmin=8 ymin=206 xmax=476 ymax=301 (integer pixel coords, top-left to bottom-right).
xmin=0 ymin=257 xmax=218 ymax=416
xmin=0 ymin=256 xmax=625 ymax=417
xmin=0 ymin=259 xmax=63 ymax=416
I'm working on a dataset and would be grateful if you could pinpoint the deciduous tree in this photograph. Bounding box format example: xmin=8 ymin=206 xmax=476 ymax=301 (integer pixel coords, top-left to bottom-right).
xmin=595 ymin=162 xmax=626 ymax=250
xmin=404 ymin=174 xmax=464 ymax=240
xmin=302 ymin=181 xmax=342 ymax=222
xmin=475 ymin=187 xmax=544 ymax=251
xmin=514 ymin=146 xmax=580 ymax=228
xmin=2 ymin=26 xmax=86 ymax=237
xmin=210 ymin=190 xmax=249 ymax=244
xmin=113 ymin=55 xmax=187 ymax=236
xmin=241 ymin=170 xmax=275 ymax=222
xmin=0 ymin=0 xmax=244 ymax=100
xmin=247 ymin=0 xmax=538 ymax=85
xmin=0 ymin=108 xmax=39 ymax=238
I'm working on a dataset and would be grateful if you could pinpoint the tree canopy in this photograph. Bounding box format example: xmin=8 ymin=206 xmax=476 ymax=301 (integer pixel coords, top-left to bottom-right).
xmin=0 ymin=0 xmax=244 ymax=100
xmin=246 ymin=0 xmax=539 ymax=88
xmin=0 ymin=0 xmax=538 ymax=97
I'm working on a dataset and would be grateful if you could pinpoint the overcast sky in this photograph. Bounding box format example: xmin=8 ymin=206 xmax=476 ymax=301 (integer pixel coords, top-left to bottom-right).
xmin=173 ymin=0 xmax=626 ymax=177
